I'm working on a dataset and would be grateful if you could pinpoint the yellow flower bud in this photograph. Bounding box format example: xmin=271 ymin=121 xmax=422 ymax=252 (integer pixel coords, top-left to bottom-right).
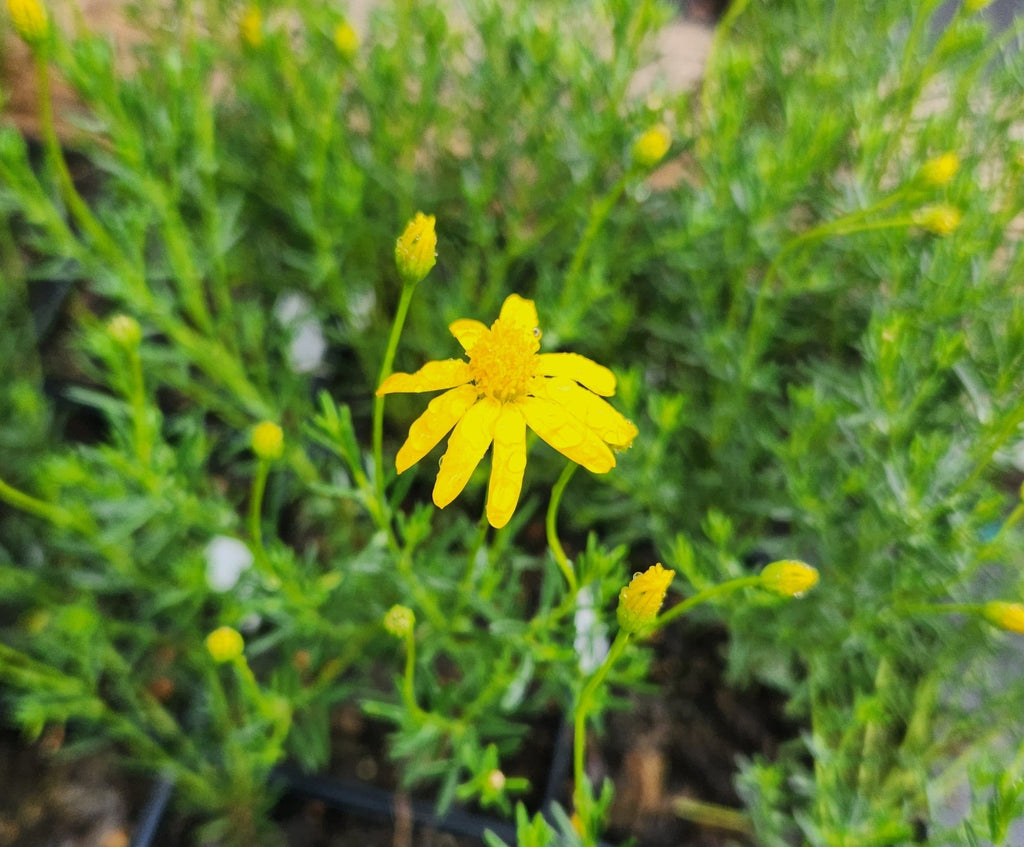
xmin=383 ymin=604 xmax=415 ymax=638
xmin=914 ymin=203 xmax=962 ymax=236
xmin=919 ymin=152 xmax=959 ymax=187
xmin=206 ymin=626 xmax=244 ymax=663
xmin=395 ymin=212 xmax=437 ymax=285
xmin=239 ymin=5 xmax=262 ymax=48
xmin=486 ymin=769 xmax=506 ymax=791
xmin=759 ymin=560 xmax=819 ymax=597
xmin=251 ymin=421 xmax=284 ymax=461
xmin=6 ymin=0 xmax=48 ymax=45
xmin=333 ymin=20 xmax=359 ymax=58
xmin=981 ymin=601 xmax=1024 ymax=634
xmin=631 ymin=124 xmax=671 ymax=169
xmin=617 ymin=563 xmax=674 ymax=634
xmin=107 ymin=314 xmax=142 ymax=348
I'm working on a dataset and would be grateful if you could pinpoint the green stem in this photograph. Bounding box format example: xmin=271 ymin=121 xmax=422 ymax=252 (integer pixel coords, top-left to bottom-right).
xmin=652 ymin=575 xmax=761 ymax=630
xmin=127 ymin=346 xmax=152 ymax=466
xmin=0 ymin=476 xmax=92 ymax=535
xmin=395 ymin=544 xmax=447 ymax=630
xmin=372 ymin=281 xmax=419 ymax=518
xmin=670 ymin=796 xmax=751 ymax=835
xmin=34 ymin=53 xmax=144 ymax=295
xmin=573 ymin=630 xmax=631 ymax=825
xmin=401 ymin=627 xmax=424 ymax=719
xmin=559 ymin=172 xmax=631 ymax=311
xmin=697 ymin=0 xmax=752 ymax=148
xmin=546 ymin=462 xmax=579 ymax=593
xmin=459 ymin=507 xmax=491 ymax=598
xmin=248 ymin=459 xmax=272 ymax=574
xmin=856 ymin=656 xmax=895 ymax=795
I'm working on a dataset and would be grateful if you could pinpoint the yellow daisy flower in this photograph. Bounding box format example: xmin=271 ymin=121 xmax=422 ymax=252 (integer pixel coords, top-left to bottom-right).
xmin=376 ymin=294 xmax=638 ymax=528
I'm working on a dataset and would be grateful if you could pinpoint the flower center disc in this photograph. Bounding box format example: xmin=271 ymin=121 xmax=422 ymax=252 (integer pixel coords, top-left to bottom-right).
xmin=468 ymin=318 xmax=539 ymax=403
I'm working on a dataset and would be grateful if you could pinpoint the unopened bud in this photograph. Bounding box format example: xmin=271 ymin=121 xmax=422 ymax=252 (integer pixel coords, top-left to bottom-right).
xmin=7 ymin=0 xmax=48 ymax=45
xmin=334 ymin=20 xmax=359 ymax=58
xmin=251 ymin=421 xmax=284 ymax=461
xmin=760 ymin=560 xmax=819 ymax=597
xmin=632 ymin=125 xmax=671 ymax=168
xmin=239 ymin=5 xmax=262 ymax=47
xmin=206 ymin=626 xmax=244 ymax=663
xmin=384 ymin=604 xmax=415 ymax=638
xmin=919 ymin=153 xmax=959 ymax=187
xmin=617 ymin=563 xmax=674 ymax=634
xmin=395 ymin=213 xmax=437 ymax=285
xmin=915 ymin=203 xmax=962 ymax=236
xmin=981 ymin=601 xmax=1024 ymax=634
xmin=108 ymin=314 xmax=142 ymax=348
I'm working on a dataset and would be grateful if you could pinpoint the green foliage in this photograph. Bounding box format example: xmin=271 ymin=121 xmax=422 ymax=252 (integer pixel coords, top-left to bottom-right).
xmin=3 ymin=0 xmax=1024 ymax=845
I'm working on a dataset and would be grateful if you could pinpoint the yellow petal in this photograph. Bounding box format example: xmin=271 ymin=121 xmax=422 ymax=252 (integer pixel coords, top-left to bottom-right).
xmin=486 ymin=404 xmax=527 ymax=528
xmin=376 ymin=360 xmax=472 ymax=396
xmin=533 ymin=378 xmax=637 ymax=448
xmin=520 ymin=396 xmax=615 ymax=473
xmin=395 ymin=384 xmax=480 ymax=473
xmin=498 ymin=294 xmax=539 ymax=330
xmin=535 ymin=353 xmax=616 ymax=396
xmin=449 ymin=318 xmax=488 ymax=352
xmin=433 ymin=397 xmax=501 ymax=508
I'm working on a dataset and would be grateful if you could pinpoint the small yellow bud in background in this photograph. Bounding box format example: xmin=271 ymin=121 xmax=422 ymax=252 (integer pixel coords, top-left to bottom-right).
xmin=759 ymin=560 xmax=819 ymax=597
xmin=251 ymin=421 xmax=284 ymax=461
xmin=981 ymin=601 xmax=1024 ymax=634
xmin=919 ymin=152 xmax=960 ymax=187
xmin=915 ymin=203 xmax=962 ymax=236
xmin=617 ymin=563 xmax=674 ymax=634
xmin=239 ymin=5 xmax=263 ymax=48
xmin=486 ymin=769 xmax=506 ymax=792
xmin=395 ymin=212 xmax=437 ymax=285
xmin=206 ymin=626 xmax=245 ymax=663
xmin=631 ymin=124 xmax=672 ymax=169
xmin=383 ymin=604 xmax=415 ymax=638
xmin=334 ymin=20 xmax=359 ymax=58
xmin=6 ymin=0 xmax=48 ymax=45
xmin=963 ymin=0 xmax=995 ymax=12
xmin=107 ymin=314 xmax=142 ymax=347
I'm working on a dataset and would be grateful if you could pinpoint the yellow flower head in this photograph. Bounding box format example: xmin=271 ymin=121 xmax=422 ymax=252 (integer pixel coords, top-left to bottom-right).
xmin=632 ymin=124 xmax=671 ymax=168
xmin=6 ymin=0 xmax=48 ymax=45
xmin=108 ymin=314 xmax=142 ymax=348
xmin=251 ymin=421 xmax=284 ymax=461
xmin=383 ymin=604 xmax=415 ymax=638
xmin=395 ymin=212 xmax=437 ymax=285
xmin=617 ymin=563 xmax=674 ymax=634
xmin=334 ymin=20 xmax=359 ymax=58
xmin=239 ymin=5 xmax=262 ymax=48
xmin=915 ymin=203 xmax=962 ymax=236
xmin=981 ymin=601 xmax=1024 ymax=634
xmin=377 ymin=294 xmax=638 ymax=528
xmin=759 ymin=560 xmax=819 ymax=597
xmin=206 ymin=626 xmax=244 ymax=663
xmin=919 ymin=153 xmax=959 ymax=187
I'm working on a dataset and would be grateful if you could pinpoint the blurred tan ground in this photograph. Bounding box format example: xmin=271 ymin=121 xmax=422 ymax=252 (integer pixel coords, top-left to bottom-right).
xmin=1 ymin=0 xmax=711 ymax=139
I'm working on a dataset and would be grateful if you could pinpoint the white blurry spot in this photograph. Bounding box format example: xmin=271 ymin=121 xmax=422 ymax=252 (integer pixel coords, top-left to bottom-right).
xmin=274 ymin=291 xmax=326 ymax=373
xmin=205 ymin=536 xmax=253 ymax=592
xmin=574 ymin=586 xmax=609 ymax=674
xmin=239 ymin=612 xmax=263 ymax=633
xmin=274 ymin=291 xmax=312 ymax=325
xmin=347 ymin=289 xmax=376 ymax=332
xmin=289 ymin=318 xmax=326 ymax=373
